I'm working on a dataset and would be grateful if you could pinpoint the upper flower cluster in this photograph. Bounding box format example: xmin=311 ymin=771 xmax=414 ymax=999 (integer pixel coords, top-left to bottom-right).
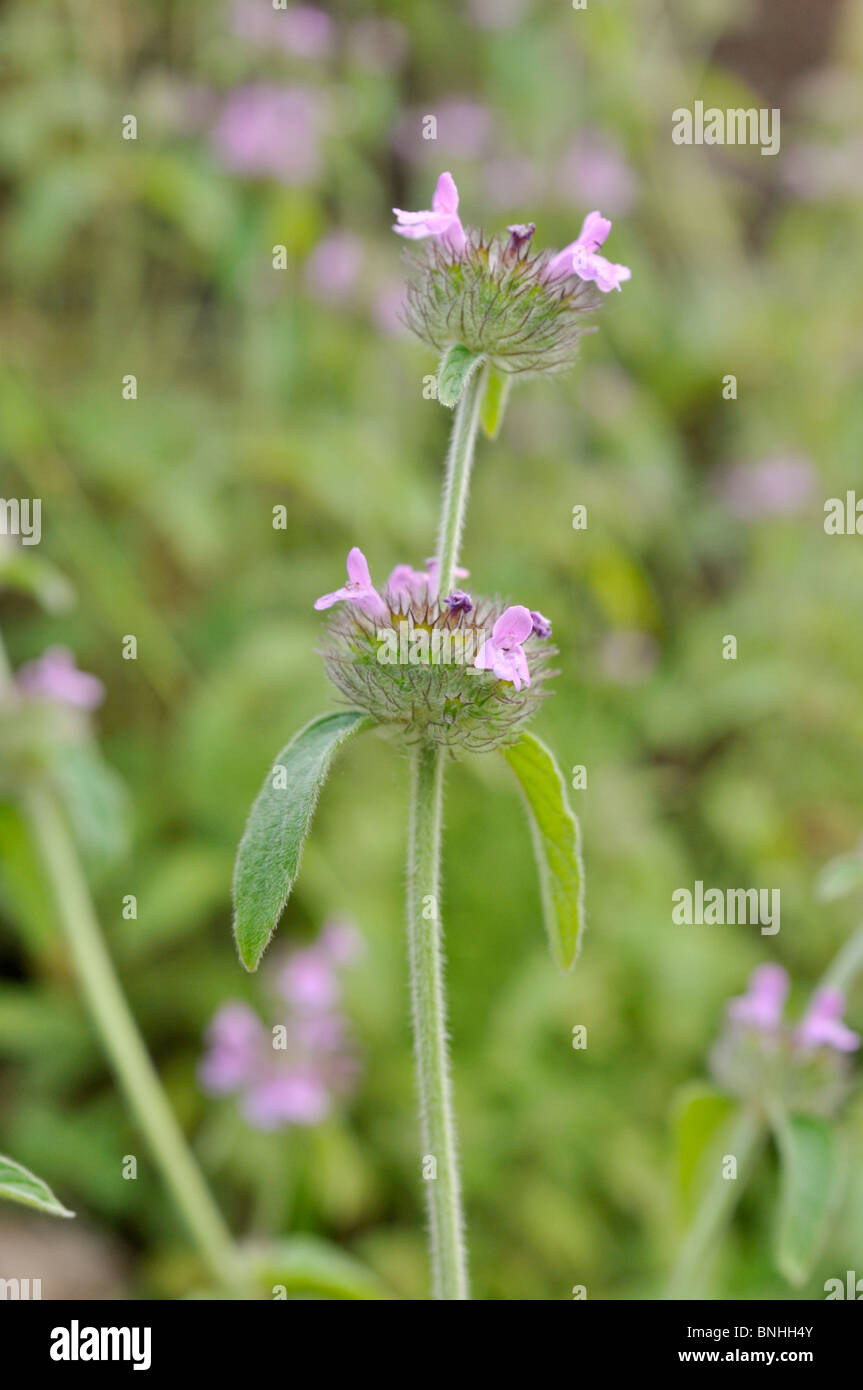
xmin=711 ymin=963 xmax=859 ymax=1116
xmin=393 ymin=171 xmax=630 ymax=376
xmin=313 ymin=547 xmax=556 ymax=751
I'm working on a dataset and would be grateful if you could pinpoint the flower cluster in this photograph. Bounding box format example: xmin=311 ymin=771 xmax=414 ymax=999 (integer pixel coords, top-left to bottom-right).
xmin=199 ymin=921 xmax=361 ymax=1130
xmin=394 ymin=172 xmax=630 ymax=376
xmin=14 ymin=647 xmax=104 ymax=710
xmin=314 ymin=548 xmax=557 ymax=752
xmin=711 ymin=964 xmax=859 ymax=1117
xmin=0 ymin=648 xmax=104 ymax=794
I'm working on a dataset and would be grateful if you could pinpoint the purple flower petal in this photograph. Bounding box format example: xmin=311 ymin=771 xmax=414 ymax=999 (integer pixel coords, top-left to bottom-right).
xmin=15 ymin=647 xmax=105 ymax=710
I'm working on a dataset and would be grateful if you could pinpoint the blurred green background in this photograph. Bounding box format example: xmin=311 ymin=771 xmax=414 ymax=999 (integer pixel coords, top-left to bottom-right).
xmin=2 ymin=0 xmax=863 ymax=1299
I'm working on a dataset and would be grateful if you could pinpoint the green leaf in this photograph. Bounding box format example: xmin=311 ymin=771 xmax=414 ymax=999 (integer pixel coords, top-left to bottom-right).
xmin=0 ymin=1153 xmax=74 ymax=1218
xmin=479 ymin=364 xmax=511 ymax=439
xmin=815 ymin=850 xmax=863 ymax=903
xmin=502 ymin=732 xmax=585 ymax=971
xmin=232 ymin=711 xmax=372 ymax=971
xmin=437 ymin=344 xmax=485 ymax=409
xmin=673 ymin=1083 xmax=735 ymax=1217
xmin=240 ymin=1236 xmax=389 ymax=1301
xmin=772 ymin=1112 xmax=845 ymax=1286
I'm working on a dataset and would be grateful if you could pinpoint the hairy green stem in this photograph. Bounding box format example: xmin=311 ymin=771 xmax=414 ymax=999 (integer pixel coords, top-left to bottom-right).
xmin=435 ymin=366 xmax=484 ymax=599
xmin=24 ymin=779 xmax=240 ymax=1288
xmin=665 ymin=1106 xmax=764 ymax=1300
xmin=399 ymin=372 xmax=485 ymax=1297
xmin=406 ymin=742 xmax=468 ymax=1299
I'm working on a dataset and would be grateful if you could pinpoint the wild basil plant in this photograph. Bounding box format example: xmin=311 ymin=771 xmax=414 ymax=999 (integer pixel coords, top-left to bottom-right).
xmin=232 ymin=173 xmax=631 ymax=1299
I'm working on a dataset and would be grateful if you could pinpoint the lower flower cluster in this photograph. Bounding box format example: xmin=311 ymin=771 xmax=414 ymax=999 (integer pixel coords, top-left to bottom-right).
xmin=711 ymin=964 xmax=860 ymax=1117
xmin=314 ymin=548 xmax=557 ymax=752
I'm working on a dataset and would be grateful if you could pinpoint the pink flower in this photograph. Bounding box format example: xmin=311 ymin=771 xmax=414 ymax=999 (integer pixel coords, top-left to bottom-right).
xmin=387 ymin=563 xmax=428 ymax=609
xmin=727 ymin=964 xmax=790 ymax=1031
xmin=475 ymin=605 xmax=533 ymax=690
xmin=211 ymin=84 xmax=325 ymax=185
xmin=243 ymin=1070 xmax=331 ymax=1128
xmin=305 ymin=232 xmax=363 ymax=301
xmin=545 ymin=209 xmax=631 ymax=292
xmin=393 ymin=172 xmax=466 ymax=256
xmin=424 ymin=557 xmax=468 ymax=603
xmin=15 ymin=647 xmax=104 ymax=710
xmin=314 ymin=547 xmax=388 ymax=620
xmin=387 ymin=559 xmax=469 ymax=607
xmin=795 ymin=989 xmax=860 ymax=1054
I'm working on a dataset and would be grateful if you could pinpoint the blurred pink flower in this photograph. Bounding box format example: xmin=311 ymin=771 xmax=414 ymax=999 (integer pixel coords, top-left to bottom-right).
xmin=725 ymin=967 xmax=859 ymax=1055
xmin=559 ymin=131 xmax=637 ymax=215
xmin=278 ymin=951 xmax=338 ymax=1012
xmin=727 ymin=964 xmax=789 ymax=1031
xmin=211 ymin=84 xmax=326 ymax=184
xmin=483 ymin=156 xmax=541 ymax=211
xmin=15 ymin=647 xmax=104 ymax=710
xmin=232 ymin=1 xmax=334 ymax=59
xmin=372 ymin=279 xmax=410 ymax=336
xmin=392 ymin=100 xmax=492 ymax=164
xmin=714 ymin=455 xmax=815 ymax=520
xmin=199 ymin=1003 xmax=262 ymax=1094
xmin=199 ymin=923 xmax=362 ymax=1130
xmin=305 ymin=232 xmax=363 ymax=301
xmin=319 ymin=918 xmax=363 ymax=965
xmin=796 ymin=989 xmax=860 ymax=1054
